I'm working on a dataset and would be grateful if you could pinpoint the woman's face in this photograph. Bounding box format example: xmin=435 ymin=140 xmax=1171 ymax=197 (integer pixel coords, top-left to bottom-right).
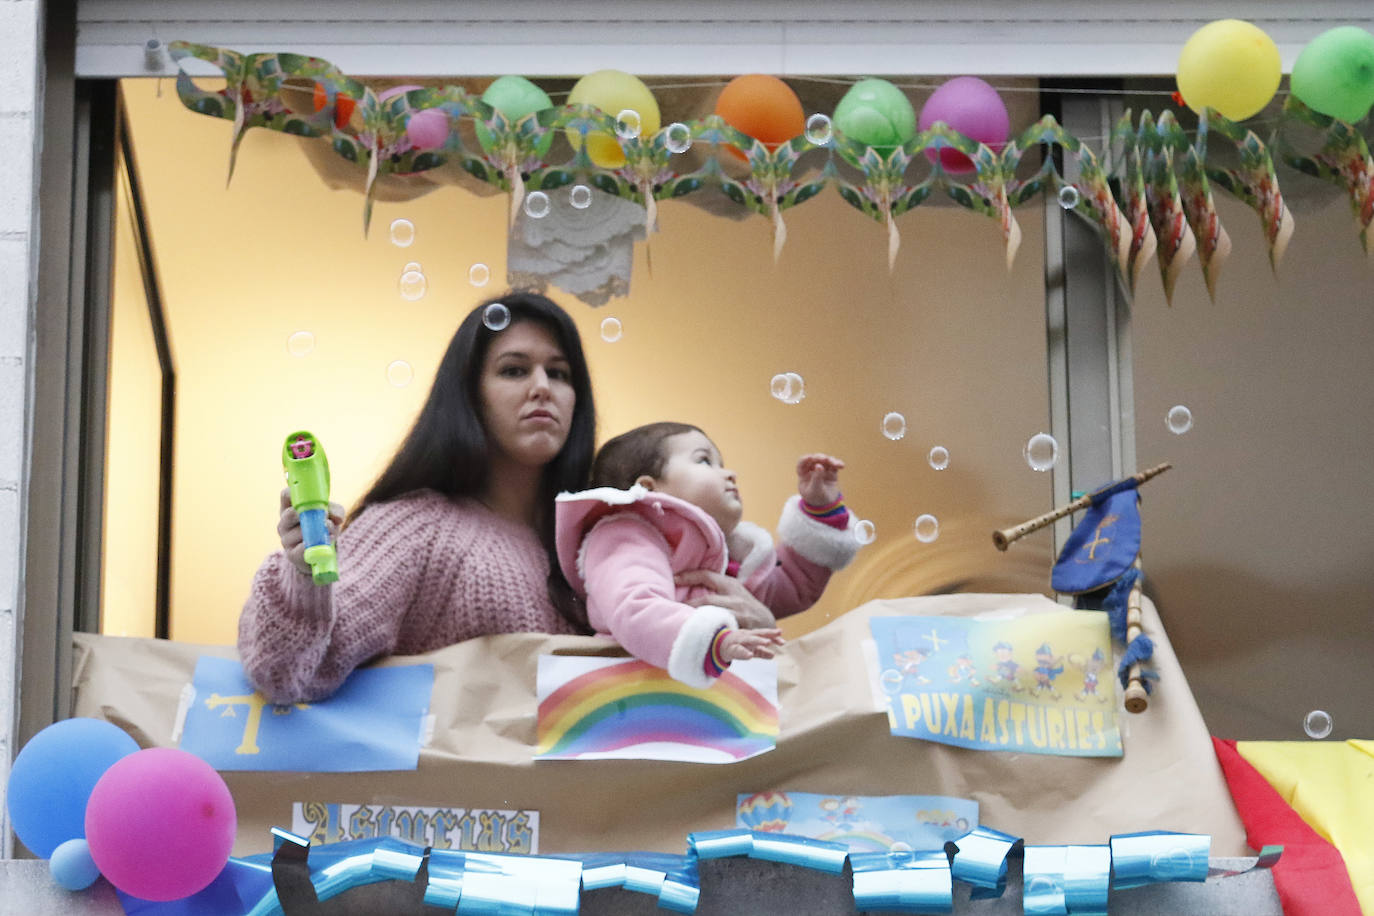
xmin=478 ymin=320 xmax=577 ymax=470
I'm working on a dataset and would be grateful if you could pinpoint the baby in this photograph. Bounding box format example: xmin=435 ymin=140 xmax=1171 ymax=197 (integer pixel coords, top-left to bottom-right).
xmin=555 ymin=421 xmax=860 ymax=688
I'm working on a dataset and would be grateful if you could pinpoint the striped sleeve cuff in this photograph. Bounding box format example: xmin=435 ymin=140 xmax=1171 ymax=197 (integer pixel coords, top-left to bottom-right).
xmin=802 ymin=494 xmax=850 ymax=530
xmin=703 ymin=627 xmax=731 ymax=679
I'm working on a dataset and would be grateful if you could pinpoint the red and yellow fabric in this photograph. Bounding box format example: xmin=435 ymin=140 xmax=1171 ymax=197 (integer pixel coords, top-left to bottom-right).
xmin=1213 ymin=737 xmax=1370 ymax=914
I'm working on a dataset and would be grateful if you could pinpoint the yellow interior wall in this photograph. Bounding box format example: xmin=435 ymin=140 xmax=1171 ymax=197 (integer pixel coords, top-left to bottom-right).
xmin=100 ymin=157 xmax=163 ymax=638
xmin=116 ymin=77 xmax=1054 ymax=647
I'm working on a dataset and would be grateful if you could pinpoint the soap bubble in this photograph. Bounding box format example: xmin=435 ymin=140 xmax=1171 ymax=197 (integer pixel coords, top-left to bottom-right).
xmin=927 ymin=446 xmax=950 ymax=471
xmin=880 ymin=669 xmax=903 ymax=695
xmin=805 ymin=113 xmax=833 ymax=146
xmin=483 ymin=302 xmax=511 ymax=332
xmin=468 ymin=263 xmax=490 ymax=287
xmin=1025 ymin=876 xmax=1060 ymax=898
xmin=615 ymin=109 xmax=642 ymax=140
xmin=569 ymin=184 xmax=593 ymax=209
xmin=881 ymin=412 xmax=907 ymax=441
xmin=398 ymin=269 xmax=427 ymax=301
xmin=286 ymin=331 xmax=315 ymax=357
xmin=1304 ymin=709 xmax=1332 ymax=739
xmin=887 ymin=842 xmax=915 ymax=864
xmin=1150 ymin=848 xmax=1197 ymax=880
xmin=1057 ymin=185 xmax=1081 ymax=209
xmin=1023 ymin=433 xmax=1059 ymax=472
xmin=523 ymin=191 xmax=550 ymax=219
xmin=769 ymin=372 xmax=805 ymax=405
xmin=386 ymin=360 xmax=414 ymax=387
xmin=913 ymin=514 xmax=940 ymax=543
xmin=853 ymin=519 xmax=876 ymax=544
xmin=1166 ymin=404 xmax=1193 ymax=435
xmin=664 ymin=122 xmax=692 ymax=154
xmin=402 ymin=261 xmax=421 ymax=273
xmin=389 ymin=218 xmax=415 ymax=247
xmin=600 ymin=316 xmax=623 ymax=342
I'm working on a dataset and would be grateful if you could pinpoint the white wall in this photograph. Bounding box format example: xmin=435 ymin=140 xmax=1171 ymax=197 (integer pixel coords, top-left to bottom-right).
xmin=0 ymin=0 xmax=41 ymax=857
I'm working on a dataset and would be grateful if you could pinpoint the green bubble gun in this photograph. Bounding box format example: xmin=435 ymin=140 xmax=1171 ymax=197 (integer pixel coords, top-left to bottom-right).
xmin=282 ymin=431 xmax=339 ymax=584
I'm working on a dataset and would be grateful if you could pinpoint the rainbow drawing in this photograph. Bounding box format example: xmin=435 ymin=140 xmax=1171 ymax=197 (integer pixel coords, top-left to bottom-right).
xmin=535 ymin=656 xmax=779 ymax=763
xmin=815 ymin=829 xmax=899 ymax=853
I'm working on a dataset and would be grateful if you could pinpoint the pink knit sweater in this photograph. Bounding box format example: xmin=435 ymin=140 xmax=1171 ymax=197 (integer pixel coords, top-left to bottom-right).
xmin=237 ymin=489 xmax=579 ymax=703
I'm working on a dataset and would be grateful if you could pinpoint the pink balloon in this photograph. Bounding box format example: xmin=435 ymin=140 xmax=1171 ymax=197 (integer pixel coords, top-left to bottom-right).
xmin=378 ymin=84 xmax=449 ymax=151
xmin=918 ymin=77 xmax=1010 ymax=174
xmin=85 ymin=748 xmax=236 ymax=902
xmin=405 ymin=108 xmax=450 ymax=151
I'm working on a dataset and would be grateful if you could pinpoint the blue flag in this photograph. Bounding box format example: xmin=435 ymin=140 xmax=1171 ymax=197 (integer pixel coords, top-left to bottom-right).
xmin=179 ymin=656 xmax=433 ymax=772
xmin=1051 ymin=485 xmax=1142 ymax=595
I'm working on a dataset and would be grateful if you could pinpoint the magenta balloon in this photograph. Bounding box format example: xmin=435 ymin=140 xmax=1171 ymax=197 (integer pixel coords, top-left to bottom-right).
xmin=918 ymin=76 xmax=1011 ymax=174
xmin=85 ymin=748 xmax=236 ymax=902
xmin=405 ymin=108 xmax=450 ymax=151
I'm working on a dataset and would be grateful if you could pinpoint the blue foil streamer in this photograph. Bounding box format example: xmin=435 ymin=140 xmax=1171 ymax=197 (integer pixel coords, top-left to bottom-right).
xmin=851 ymin=849 xmax=954 ymax=913
xmin=947 ymin=825 xmax=1021 ymax=897
xmin=1023 ymin=847 xmax=1069 ymax=915
xmin=749 ymin=832 xmax=849 ymax=873
xmin=424 ymin=847 xmax=466 ymax=909
xmin=1109 ymin=831 xmax=1209 ymax=889
xmin=1063 ymin=845 xmax=1111 ymax=914
xmin=688 ymin=828 xmax=755 ymax=859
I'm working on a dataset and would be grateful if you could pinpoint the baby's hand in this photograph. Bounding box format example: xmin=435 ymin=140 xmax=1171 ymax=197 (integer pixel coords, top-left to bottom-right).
xmin=796 ymin=453 xmax=845 ymax=506
xmin=718 ymin=628 xmax=785 ymax=662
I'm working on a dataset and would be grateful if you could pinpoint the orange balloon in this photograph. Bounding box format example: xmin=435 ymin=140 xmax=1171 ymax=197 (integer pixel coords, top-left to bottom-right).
xmin=714 ymin=74 xmax=804 ymax=160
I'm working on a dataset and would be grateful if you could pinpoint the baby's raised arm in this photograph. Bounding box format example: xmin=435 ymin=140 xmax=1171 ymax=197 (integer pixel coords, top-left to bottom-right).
xmin=796 ymin=453 xmax=845 ymax=507
xmin=715 ymin=628 xmax=785 ymax=662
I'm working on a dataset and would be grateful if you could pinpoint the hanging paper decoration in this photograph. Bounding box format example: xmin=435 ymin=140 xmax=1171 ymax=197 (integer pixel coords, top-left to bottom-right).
xmin=1108 ymin=113 xmax=1159 ymax=294
xmin=168 ymin=42 xmax=342 ymax=184
xmin=1198 ymin=110 xmax=1294 ymax=273
xmin=709 ymin=119 xmax=828 ymax=262
xmin=939 ymin=121 xmax=1027 ymax=271
xmin=165 ymin=42 xmax=1374 ymax=301
xmin=1137 ymin=111 xmax=1198 ymax=306
xmin=1281 ymin=97 xmax=1374 ymax=254
xmin=1164 ymin=112 xmax=1233 ymax=302
xmin=1031 ymin=117 xmax=1134 ymax=289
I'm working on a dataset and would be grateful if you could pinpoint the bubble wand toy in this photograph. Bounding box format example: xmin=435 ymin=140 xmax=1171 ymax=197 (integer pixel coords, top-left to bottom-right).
xmin=282 ymin=431 xmax=339 ymax=584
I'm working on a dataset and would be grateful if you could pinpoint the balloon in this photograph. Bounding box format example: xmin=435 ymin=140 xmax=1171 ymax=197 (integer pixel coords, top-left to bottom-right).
xmin=833 ymin=78 xmax=916 ymax=151
xmin=50 ymin=838 xmax=101 ymax=891
xmin=917 ymin=76 xmax=1010 ymax=174
xmin=477 ymin=75 xmax=555 ymax=157
xmin=85 ymin=748 xmax=237 ymax=902
xmin=1176 ymin=19 xmax=1281 ymax=121
xmin=567 ymin=69 xmax=661 ymax=169
xmin=379 ymin=85 xmax=448 ymax=152
xmin=713 ymin=74 xmax=805 ymax=161
xmin=5 ymin=718 xmax=139 ymax=857
xmin=737 ymin=791 xmax=793 ymax=832
xmin=1291 ymin=27 xmax=1374 ymax=124
xmin=481 ymin=74 xmax=553 ymax=122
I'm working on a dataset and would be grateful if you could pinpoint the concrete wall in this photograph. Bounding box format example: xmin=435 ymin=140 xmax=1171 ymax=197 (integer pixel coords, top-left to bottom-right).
xmin=0 ymin=0 xmax=42 ymax=859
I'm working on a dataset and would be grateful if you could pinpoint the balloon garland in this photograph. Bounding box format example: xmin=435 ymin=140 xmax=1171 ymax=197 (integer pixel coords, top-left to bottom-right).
xmin=167 ymin=28 xmax=1372 ymax=303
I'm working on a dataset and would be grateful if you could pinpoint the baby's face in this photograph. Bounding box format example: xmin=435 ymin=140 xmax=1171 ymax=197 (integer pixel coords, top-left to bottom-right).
xmin=642 ymin=430 xmax=743 ymax=533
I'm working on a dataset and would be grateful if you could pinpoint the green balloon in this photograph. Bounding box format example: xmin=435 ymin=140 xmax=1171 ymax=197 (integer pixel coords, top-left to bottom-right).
xmin=1291 ymin=26 xmax=1374 ymax=124
xmin=481 ymin=75 xmax=553 ymax=121
xmin=833 ymin=78 xmax=916 ymax=149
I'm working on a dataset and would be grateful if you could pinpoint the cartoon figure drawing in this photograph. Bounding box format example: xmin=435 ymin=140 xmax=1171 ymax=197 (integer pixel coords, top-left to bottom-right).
xmin=1073 ymin=647 xmax=1110 ymax=703
xmin=988 ymin=641 xmax=1024 ymax=692
xmin=947 ymin=653 xmax=981 ymax=686
xmin=894 ymin=646 xmax=931 ymax=685
xmin=1030 ymin=642 xmax=1065 ymax=699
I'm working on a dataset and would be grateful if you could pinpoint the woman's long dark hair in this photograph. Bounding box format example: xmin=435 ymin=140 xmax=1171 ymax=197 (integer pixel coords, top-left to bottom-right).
xmin=351 ymin=290 xmax=596 ymax=631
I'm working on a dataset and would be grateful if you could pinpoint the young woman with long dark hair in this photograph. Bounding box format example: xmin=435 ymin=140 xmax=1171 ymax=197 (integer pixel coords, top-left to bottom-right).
xmin=238 ymin=291 xmax=597 ymax=703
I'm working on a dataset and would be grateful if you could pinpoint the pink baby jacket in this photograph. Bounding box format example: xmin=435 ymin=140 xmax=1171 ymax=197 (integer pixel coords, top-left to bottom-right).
xmin=554 ymin=486 xmax=859 ymax=688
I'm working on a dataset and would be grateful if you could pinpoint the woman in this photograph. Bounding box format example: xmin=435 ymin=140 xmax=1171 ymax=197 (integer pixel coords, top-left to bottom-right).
xmin=238 ymin=291 xmax=598 ymax=703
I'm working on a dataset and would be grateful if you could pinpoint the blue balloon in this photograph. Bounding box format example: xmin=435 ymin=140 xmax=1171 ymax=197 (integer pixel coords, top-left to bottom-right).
xmin=5 ymin=718 xmax=139 ymax=857
xmin=50 ymin=838 xmax=101 ymax=891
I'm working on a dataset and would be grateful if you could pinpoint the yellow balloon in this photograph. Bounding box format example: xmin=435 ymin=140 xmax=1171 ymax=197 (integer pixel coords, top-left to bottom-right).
xmin=567 ymin=69 xmax=661 ymax=169
xmin=1176 ymin=19 xmax=1281 ymax=120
